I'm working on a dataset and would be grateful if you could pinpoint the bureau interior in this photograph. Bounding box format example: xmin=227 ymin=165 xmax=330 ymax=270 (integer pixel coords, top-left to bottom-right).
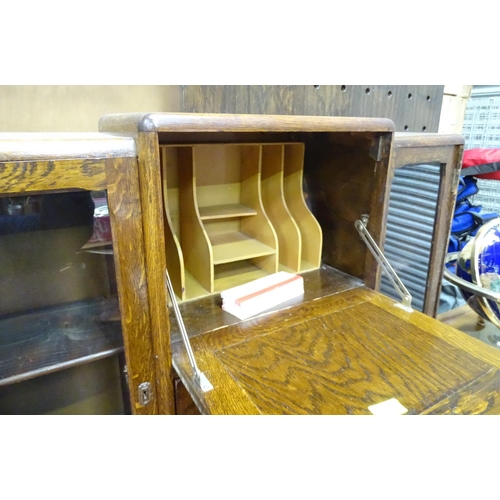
xmin=158 ymin=132 xmax=391 ymax=302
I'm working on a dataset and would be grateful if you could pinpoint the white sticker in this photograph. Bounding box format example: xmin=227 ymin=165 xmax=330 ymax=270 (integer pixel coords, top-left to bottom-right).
xmin=368 ymin=398 xmax=408 ymax=415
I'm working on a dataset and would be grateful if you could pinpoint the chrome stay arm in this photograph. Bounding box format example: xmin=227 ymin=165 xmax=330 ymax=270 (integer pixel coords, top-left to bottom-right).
xmin=355 ymin=217 xmax=413 ymax=313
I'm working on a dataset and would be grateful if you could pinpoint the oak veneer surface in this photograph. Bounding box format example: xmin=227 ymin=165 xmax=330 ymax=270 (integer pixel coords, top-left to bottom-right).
xmin=0 ymin=133 xmax=136 ymax=161
xmin=0 ymin=133 xmax=136 ymax=196
xmin=393 ymin=132 xmax=464 ymax=150
xmin=135 ymin=133 xmax=175 ymax=414
xmin=98 ymin=112 xmax=395 ymax=135
xmin=172 ymin=267 xmax=500 ymax=415
xmin=105 ymin=156 xmax=161 ymax=414
xmin=0 ymin=133 xmax=137 ymax=194
xmin=169 ymin=265 xmax=363 ymax=342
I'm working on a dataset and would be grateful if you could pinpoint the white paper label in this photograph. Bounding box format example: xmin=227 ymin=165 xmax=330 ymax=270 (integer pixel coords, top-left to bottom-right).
xmin=368 ymin=398 xmax=408 ymax=415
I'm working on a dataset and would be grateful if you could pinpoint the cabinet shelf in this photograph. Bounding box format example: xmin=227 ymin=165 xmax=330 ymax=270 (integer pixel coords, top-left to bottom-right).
xmin=214 ymin=261 xmax=270 ymax=292
xmin=211 ymin=232 xmax=276 ymax=265
xmin=199 ymin=203 xmax=257 ymax=220
xmin=0 ymin=297 xmax=123 ymax=386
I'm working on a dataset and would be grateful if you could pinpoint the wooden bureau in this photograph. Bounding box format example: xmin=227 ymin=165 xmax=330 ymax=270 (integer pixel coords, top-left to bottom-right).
xmin=92 ymin=113 xmax=498 ymax=414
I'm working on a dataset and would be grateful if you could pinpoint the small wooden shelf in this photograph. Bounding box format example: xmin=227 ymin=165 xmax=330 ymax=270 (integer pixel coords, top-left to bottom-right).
xmin=199 ymin=203 xmax=257 ymax=220
xmin=0 ymin=297 xmax=123 ymax=386
xmin=211 ymin=232 xmax=276 ymax=265
xmin=214 ymin=261 xmax=269 ymax=293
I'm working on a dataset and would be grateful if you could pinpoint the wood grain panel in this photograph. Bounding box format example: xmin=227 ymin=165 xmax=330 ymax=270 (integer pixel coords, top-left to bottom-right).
xmin=0 ymin=159 xmax=106 ymax=195
xmin=170 ymin=265 xmax=364 ymax=343
xmin=303 ymin=136 xmax=392 ymax=287
xmin=421 ymin=368 xmax=500 ymax=415
xmin=0 ymin=133 xmax=136 ymax=160
xmin=105 ymin=156 xmax=157 ymax=415
xmin=173 ymin=284 xmax=500 ymax=415
xmin=180 ymin=86 xmax=444 ymax=132
xmin=247 ymin=86 xmax=296 ymax=115
xmin=368 ymin=292 xmax=500 ymax=370
xmin=172 ymin=348 xmax=262 ymax=415
xmin=191 ymin=286 xmax=372 ymax=354
xmin=365 ymin=133 xmax=393 ymax=290
xmin=394 ymin=133 xmax=464 ymax=150
xmin=136 ymin=133 xmax=175 ymax=414
xmin=214 ymin=301 xmax=491 ymax=414
xmin=100 ymin=112 xmax=394 ymax=135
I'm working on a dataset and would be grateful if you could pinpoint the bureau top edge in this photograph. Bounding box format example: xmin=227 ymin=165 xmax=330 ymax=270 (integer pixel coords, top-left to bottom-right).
xmin=98 ymin=112 xmax=396 ymax=135
xmin=0 ymin=133 xmax=137 ymax=162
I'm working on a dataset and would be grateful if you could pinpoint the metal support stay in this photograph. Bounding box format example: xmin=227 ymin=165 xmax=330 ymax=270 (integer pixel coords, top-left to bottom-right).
xmin=165 ymin=270 xmax=213 ymax=393
xmin=355 ymin=217 xmax=413 ymax=313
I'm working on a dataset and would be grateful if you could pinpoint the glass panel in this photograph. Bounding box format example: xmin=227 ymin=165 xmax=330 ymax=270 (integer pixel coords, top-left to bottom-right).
xmin=0 ymin=190 xmax=127 ymax=414
xmin=380 ymin=163 xmax=441 ymax=312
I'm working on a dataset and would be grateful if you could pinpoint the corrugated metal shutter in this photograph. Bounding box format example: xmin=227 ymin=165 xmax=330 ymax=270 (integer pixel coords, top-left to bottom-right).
xmin=380 ymin=163 xmax=440 ymax=312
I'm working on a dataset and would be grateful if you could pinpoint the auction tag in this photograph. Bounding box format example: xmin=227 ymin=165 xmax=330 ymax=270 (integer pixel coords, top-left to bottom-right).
xmin=368 ymin=398 xmax=408 ymax=415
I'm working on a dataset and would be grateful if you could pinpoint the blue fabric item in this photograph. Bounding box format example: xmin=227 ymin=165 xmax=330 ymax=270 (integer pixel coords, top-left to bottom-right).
xmin=456 ymin=176 xmax=479 ymax=204
xmin=447 ymin=234 xmax=466 ymax=254
xmin=451 ymin=203 xmax=482 ymax=235
xmin=447 ymin=177 xmax=499 ymax=255
xmin=454 ymin=200 xmax=479 ymax=215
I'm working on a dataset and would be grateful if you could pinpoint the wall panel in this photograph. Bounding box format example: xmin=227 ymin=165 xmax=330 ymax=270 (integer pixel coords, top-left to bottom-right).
xmin=181 ymin=85 xmax=444 ymax=132
xmin=0 ymin=86 xmax=180 ymax=132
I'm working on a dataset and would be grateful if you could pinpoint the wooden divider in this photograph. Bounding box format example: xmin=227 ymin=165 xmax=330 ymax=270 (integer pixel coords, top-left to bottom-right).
xmin=261 ymin=144 xmax=301 ymax=272
xmin=283 ymin=143 xmax=323 ymax=270
xmin=160 ymin=146 xmax=185 ymax=300
xmin=181 ymin=147 xmax=213 ymax=294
